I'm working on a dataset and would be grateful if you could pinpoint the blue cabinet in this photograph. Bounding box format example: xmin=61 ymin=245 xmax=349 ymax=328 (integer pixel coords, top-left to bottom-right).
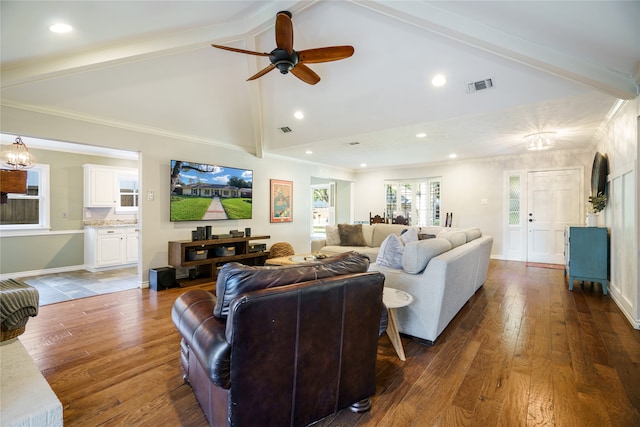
xmin=564 ymin=226 xmax=609 ymax=295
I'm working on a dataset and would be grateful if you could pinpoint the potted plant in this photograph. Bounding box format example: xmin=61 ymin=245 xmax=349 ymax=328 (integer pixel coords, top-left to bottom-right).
xmin=586 ymin=192 xmax=607 ymax=226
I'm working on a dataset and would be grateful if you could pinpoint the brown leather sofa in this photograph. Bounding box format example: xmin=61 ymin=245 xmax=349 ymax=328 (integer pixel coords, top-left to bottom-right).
xmin=172 ymin=252 xmax=386 ymax=427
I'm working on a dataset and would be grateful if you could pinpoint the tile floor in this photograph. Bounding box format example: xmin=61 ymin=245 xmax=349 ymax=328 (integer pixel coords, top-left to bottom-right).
xmin=21 ymin=267 xmax=139 ymax=306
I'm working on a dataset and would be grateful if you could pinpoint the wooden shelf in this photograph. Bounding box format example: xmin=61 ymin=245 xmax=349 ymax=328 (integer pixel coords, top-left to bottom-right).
xmin=168 ymin=235 xmax=270 ymax=287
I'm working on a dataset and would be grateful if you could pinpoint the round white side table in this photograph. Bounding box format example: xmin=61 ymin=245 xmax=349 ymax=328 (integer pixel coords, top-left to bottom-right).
xmin=382 ymin=287 xmax=414 ymax=361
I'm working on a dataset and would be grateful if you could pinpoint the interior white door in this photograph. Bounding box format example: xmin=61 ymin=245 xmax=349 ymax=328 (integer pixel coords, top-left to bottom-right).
xmin=527 ymin=169 xmax=582 ymax=264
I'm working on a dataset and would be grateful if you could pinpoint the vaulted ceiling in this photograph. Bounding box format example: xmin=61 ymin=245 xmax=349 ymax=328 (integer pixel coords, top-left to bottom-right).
xmin=1 ymin=1 xmax=638 ymax=170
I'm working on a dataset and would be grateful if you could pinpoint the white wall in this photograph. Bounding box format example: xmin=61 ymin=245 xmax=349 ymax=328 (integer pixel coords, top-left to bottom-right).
xmin=353 ymin=149 xmax=592 ymax=259
xmin=1 ymin=105 xmax=355 ymax=284
xmin=595 ymin=99 xmax=639 ymax=328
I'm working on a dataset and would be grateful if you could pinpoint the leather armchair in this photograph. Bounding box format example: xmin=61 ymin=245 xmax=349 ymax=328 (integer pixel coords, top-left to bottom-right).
xmin=172 ymin=252 xmax=385 ymax=427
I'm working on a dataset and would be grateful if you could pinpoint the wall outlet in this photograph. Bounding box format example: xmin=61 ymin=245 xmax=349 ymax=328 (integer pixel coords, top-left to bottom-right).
xmin=147 ymin=190 xmax=154 ymax=201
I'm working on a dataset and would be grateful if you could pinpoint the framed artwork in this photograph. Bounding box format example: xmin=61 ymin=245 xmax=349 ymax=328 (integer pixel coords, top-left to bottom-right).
xmin=270 ymin=179 xmax=293 ymax=222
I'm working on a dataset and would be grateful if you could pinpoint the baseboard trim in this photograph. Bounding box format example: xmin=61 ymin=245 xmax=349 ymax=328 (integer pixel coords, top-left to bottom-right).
xmin=84 ymin=263 xmax=136 ymax=273
xmin=609 ymin=290 xmax=640 ymax=330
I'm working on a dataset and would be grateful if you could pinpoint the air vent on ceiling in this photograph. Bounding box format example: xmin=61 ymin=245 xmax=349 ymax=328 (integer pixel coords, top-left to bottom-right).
xmin=279 ymin=126 xmax=292 ymax=133
xmin=346 ymin=141 xmax=360 ymax=146
xmin=467 ymin=78 xmax=493 ymax=93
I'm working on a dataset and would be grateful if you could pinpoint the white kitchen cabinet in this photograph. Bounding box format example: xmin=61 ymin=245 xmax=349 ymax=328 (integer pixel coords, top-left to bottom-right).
xmin=85 ymin=226 xmax=138 ymax=271
xmin=84 ymin=165 xmax=118 ymax=207
xmin=125 ymin=228 xmax=139 ymax=264
xmin=84 ymin=164 xmax=138 ymax=210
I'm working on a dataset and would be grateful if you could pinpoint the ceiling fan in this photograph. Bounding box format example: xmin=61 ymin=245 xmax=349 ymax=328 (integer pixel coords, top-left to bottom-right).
xmin=212 ymin=11 xmax=354 ymax=85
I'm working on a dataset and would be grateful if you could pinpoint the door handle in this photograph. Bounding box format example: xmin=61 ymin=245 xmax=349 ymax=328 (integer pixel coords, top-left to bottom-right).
xmin=529 ymin=219 xmax=533 ymax=222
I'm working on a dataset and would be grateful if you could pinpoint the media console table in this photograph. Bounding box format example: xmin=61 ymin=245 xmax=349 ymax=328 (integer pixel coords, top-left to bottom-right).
xmin=168 ymin=235 xmax=270 ymax=287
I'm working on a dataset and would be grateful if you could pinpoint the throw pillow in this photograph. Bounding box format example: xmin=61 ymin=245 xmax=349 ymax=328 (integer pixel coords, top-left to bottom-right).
xmin=400 ymin=227 xmax=419 ymax=245
xmin=375 ymin=234 xmax=404 ymax=269
xmin=325 ymin=225 xmax=340 ymax=246
xmin=338 ymin=224 xmax=367 ymax=246
xmin=418 ymin=233 xmax=436 ymax=240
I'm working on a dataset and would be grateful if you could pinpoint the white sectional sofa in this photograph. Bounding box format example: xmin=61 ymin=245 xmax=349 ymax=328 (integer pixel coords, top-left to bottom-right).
xmin=311 ymin=223 xmax=425 ymax=260
xmin=370 ymin=232 xmax=493 ymax=345
xmin=312 ymin=223 xmax=493 ymax=345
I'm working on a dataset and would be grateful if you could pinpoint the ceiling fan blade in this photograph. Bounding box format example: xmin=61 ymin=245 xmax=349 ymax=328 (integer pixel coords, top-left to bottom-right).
xmin=275 ymin=12 xmax=294 ymax=53
xmin=290 ymin=63 xmax=320 ymax=85
xmin=247 ymin=64 xmax=276 ymax=81
xmin=212 ymin=44 xmax=270 ymax=56
xmin=298 ymin=46 xmax=354 ymax=63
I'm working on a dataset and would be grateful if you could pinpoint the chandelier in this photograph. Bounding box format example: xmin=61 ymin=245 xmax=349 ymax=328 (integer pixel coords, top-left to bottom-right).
xmin=0 ymin=136 xmax=36 ymax=169
xmin=525 ymin=132 xmax=556 ymax=151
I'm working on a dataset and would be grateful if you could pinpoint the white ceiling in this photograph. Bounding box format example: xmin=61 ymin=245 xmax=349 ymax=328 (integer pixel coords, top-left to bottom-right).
xmin=1 ymin=1 xmax=638 ymax=170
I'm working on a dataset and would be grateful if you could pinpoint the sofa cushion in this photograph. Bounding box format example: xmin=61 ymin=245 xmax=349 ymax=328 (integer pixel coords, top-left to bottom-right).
xmin=420 ymin=226 xmax=444 ymax=236
xmin=360 ymin=224 xmax=374 ymax=247
xmin=325 ymin=225 xmax=341 ymax=246
xmin=375 ymin=234 xmax=404 ymax=269
xmin=371 ymin=224 xmax=412 ymax=247
xmin=463 ymin=227 xmax=482 ymax=242
xmin=437 ymin=229 xmax=467 ymax=248
xmin=338 ymin=224 xmax=367 ymax=246
xmin=402 ymin=238 xmax=453 ymax=274
xmin=214 ymin=251 xmax=370 ymax=318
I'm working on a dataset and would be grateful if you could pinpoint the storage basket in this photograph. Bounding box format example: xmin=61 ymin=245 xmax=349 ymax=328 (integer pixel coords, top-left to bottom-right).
xmin=214 ymin=246 xmax=235 ymax=256
xmin=187 ymin=249 xmax=208 ymax=261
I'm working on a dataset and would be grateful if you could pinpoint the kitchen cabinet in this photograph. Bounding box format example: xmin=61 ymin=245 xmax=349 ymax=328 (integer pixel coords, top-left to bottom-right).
xmin=84 ymin=164 xmax=138 ymax=210
xmin=84 ymin=165 xmax=117 ymax=207
xmin=125 ymin=228 xmax=139 ymax=264
xmin=564 ymin=226 xmax=609 ymax=295
xmin=85 ymin=226 xmax=139 ymax=271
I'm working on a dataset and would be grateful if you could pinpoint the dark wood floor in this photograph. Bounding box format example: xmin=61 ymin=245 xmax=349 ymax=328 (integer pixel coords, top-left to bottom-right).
xmin=18 ymin=260 xmax=640 ymax=426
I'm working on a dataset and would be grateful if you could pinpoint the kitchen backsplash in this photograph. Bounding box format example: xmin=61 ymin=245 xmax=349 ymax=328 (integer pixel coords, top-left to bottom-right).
xmin=83 ymin=207 xmax=137 ymax=224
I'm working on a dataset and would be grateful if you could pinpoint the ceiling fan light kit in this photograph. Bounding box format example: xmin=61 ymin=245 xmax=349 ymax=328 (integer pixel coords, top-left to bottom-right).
xmin=212 ymin=11 xmax=354 ymax=85
xmin=525 ymin=131 xmax=556 ymax=151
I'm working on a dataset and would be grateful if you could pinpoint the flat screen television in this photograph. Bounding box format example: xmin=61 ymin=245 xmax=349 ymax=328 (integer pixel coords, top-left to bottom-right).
xmin=170 ymin=160 xmax=253 ymax=221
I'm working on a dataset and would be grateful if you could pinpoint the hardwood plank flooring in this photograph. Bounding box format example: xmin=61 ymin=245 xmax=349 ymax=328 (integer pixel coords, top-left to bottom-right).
xmin=17 ymin=260 xmax=640 ymax=426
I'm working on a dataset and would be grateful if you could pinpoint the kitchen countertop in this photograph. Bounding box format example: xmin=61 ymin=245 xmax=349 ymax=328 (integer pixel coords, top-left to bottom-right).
xmin=83 ymin=220 xmax=138 ymax=227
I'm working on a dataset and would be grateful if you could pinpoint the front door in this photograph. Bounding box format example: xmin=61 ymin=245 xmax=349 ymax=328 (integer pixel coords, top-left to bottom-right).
xmin=527 ymin=169 xmax=582 ymax=264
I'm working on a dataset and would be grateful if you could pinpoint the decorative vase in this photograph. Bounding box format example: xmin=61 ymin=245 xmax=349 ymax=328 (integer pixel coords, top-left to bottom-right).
xmin=586 ymin=212 xmax=598 ymax=227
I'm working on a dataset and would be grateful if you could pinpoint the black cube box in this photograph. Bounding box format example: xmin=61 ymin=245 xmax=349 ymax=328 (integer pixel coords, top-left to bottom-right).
xmin=149 ymin=267 xmax=176 ymax=291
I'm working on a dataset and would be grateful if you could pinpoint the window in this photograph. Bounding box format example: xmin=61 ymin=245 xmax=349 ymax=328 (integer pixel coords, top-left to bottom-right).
xmin=117 ymin=173 xmax=139 ymax=212
xmin=385 ymin=178 xmax=441 ymax=226
xmin=311 ymin=183 xmax=335 ymax=237
xmin=508 ymin=175 xmax=521 ymax=225
xmin=0 ymin=164 xmax=50 ymax=230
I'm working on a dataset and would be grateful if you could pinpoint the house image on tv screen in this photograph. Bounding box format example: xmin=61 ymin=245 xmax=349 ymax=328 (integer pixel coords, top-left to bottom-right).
xmin=170 ymin=160 xmax=253 ymax=222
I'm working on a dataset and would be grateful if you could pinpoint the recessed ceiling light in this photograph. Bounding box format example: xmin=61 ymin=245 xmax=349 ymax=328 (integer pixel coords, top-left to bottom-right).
xmin=294 ymin=111 xmax=304 ymax=120
xmin=432 ymin=74 xmax=446 ymax=87
xmin=416 ymin=133 xmax=427 ymax=138
xmin=449 ymin=153 xmax=457 ymax=159
xmin=360 ymin=163 xmax=367 ymax=168
xmin=305 ymin=150 xmax=313 ymax=154
xmin=49 ymin=23 xmax=73 ymax=33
